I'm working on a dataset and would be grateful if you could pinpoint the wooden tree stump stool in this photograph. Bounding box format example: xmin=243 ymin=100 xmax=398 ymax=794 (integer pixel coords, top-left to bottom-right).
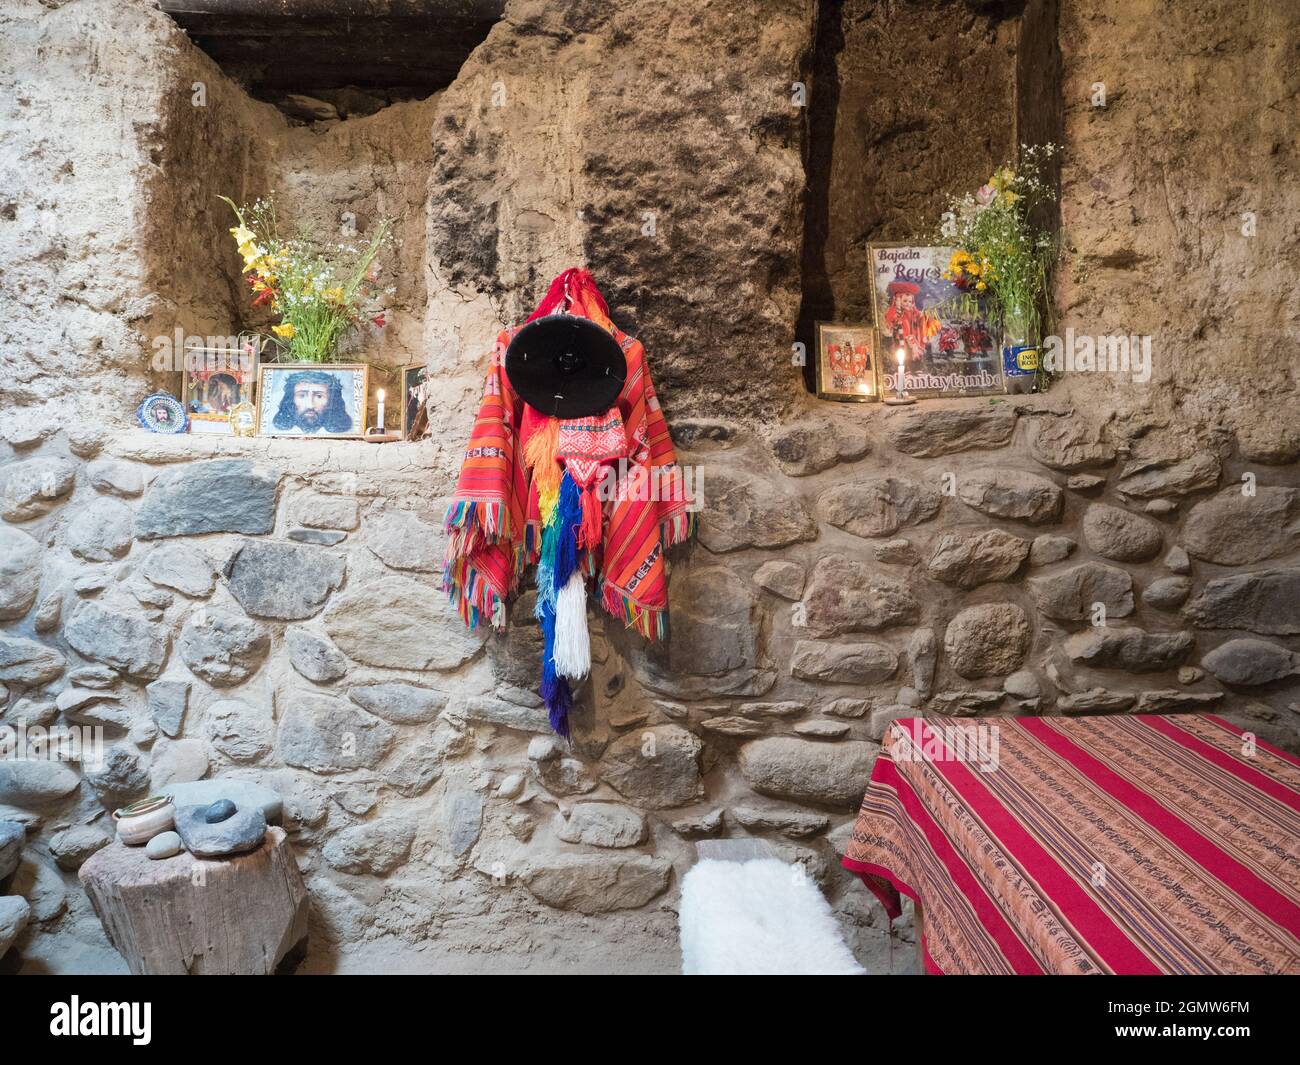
xmin=79 ymin=827 xmax=308 ymax=975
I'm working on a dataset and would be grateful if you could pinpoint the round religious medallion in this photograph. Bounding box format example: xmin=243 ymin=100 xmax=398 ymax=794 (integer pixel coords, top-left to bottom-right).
xmin=504 ymin=314 xmax=627 ymax=418
xmin=136 ymin=392 xmax=189 ymax=434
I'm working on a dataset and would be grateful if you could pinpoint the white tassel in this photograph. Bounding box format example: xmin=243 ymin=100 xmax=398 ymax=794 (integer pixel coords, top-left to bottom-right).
xmin=553 ymin=571 xmax=591 ymax=680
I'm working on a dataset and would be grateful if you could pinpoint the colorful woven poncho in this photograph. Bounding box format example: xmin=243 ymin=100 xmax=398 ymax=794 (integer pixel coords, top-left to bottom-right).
xmin=442 ymin=269 xmax=695 ymax=737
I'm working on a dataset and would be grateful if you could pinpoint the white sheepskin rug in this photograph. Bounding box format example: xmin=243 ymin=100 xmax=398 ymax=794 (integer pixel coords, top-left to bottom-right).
xmin=679 ymin=858 xmax=865 ymax=975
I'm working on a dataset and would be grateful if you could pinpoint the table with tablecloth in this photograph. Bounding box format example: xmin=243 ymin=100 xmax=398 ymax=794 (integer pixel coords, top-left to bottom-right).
xmin=841 ymin=714 xmax=1300 ymax=974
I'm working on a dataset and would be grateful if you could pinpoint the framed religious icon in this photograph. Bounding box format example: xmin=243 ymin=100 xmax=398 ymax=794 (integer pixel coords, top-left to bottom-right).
xmin=136 ymin=392 xmax=188 ymax=433
xmin=256 ymin=363 xmax=369 ymax=439
xmin=229 ymin=401 xmax=257 ymax=437
xmin=814 ymin=322 xmax=879 ymax=401
xmin=400 ymin=362 xmax=428 ymax=439
xmin=181 ymin=335 xmax=260 ymax=434
xmin=868 ymin=243 xmax=1004 ymax=396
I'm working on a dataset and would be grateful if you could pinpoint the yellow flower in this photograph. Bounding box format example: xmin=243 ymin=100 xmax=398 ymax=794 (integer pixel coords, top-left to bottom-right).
xmin=230 ymin=225 xmax=256 ymax=246
xmin=976 ymin=281 xmax=987 ymax=291
xmin=967 ymin=262 xmax=982 ymax=277
xmin=323 ymin=286 xmax=345 ymax=304
xmin=272 ymin=323 xmax=295 ymax=338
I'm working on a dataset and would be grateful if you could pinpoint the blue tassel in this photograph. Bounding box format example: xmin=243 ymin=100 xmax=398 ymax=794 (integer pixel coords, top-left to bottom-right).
xmin=553 ymin=471 xmax=582 ymax=592
xmin=538 ymin=601 xmax=571 ymax=739
xmin=535 ymin=582 xmax=569 ymax=738
xmin=542 ymin=675 xmax=572 ymax=740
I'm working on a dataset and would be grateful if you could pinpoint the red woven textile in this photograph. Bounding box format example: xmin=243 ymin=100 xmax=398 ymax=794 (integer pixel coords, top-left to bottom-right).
xmin=442 ymin=269 xmax=694 ymax=639
xmin=842 ymin=715 xmax=1300 ymax=975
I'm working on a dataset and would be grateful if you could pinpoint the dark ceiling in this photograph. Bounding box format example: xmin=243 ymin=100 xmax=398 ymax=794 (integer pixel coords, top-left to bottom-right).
xmin=159 ymin=0 xmax=505 ymax=108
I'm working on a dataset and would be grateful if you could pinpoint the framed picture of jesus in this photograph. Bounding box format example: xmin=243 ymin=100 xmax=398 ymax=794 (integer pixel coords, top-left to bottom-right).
xmin=867 ymin=243 xmax=1004 ymax=397
xmin=255 ymin=363 xmax=369 ymax=440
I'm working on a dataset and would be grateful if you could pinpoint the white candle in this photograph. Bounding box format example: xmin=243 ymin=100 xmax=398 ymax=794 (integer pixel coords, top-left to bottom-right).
xmin=895 ymin=347 xmax=906 ymax=397
xmin=377 ymin=389 xmax=385 ymax=431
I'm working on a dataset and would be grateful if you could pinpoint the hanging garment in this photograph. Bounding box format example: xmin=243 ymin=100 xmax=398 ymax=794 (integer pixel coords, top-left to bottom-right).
xmin=442 ymin=269 xmax=695 ymax=736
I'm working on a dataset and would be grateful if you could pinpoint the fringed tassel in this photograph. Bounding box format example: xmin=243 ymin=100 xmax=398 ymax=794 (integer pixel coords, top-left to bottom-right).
xmin=524 ymin=417 xmax=562 ymax=498
xmin=552 ymin=472 xmax=582 ymax=589
xmin=538 ymin=590 xmax=571 ymax=739
xmin=531 ymin=464 xmax=579 ymax=738
xmin=444 ymin=499 xmax=510 ymax=557
xmin=600 ymin=581 xmax=668 ymax=642
xmin=540 ymin=672 xmax=572 ymax=740
xmin=443 ymin=557 xmax=507 ymax=633
xmin=660 ymin=510 xmax=697 ymax=548
xmin=538 ymin=484 xmax=560 ymax=521
xmin=553 ymin=571 xmax=591 ymax=680
xmin=536 ymin=522 xmax=560 ymax=616
xmin=578 ymin=484 xmax=603 ymax=549
xmin=534 ymin=561 xmax=555 ymax=617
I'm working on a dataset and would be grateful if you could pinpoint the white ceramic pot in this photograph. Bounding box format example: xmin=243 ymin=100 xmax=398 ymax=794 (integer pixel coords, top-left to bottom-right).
xmin=114 ymin=796 xmax=175 ymax=846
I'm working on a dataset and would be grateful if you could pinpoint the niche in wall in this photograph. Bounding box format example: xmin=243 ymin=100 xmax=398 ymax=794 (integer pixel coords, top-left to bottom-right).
xmin=796 ymin=0 xmax=1062 ymax=394
xmin=140 ymin=1 xmax=506 ymax=422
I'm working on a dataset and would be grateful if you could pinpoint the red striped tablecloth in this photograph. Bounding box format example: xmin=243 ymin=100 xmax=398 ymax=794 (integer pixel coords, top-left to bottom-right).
xmin=841 ymin=714 xmax=1300 ymax=974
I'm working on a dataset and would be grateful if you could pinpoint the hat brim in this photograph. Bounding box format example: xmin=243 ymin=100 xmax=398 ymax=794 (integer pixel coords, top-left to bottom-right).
xmin=505 ymin=316 xmax=627 ymax=419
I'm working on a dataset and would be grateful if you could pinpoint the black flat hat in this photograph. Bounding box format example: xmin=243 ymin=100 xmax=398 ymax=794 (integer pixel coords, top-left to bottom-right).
xmin=504 ymin=315 xmax=627 ymax=419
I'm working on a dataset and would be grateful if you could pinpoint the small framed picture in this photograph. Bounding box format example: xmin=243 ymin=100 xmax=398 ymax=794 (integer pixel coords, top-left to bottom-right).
xmin=256 ymin=363 xmax=369 ymax=439
xmin=181 ymin=336 xmax=260 ymax=434
xmin=400 ymin=362 xmax=428 ymax=440
xmin=814 ymin=323 xmax=878 ymax=401
xmin=868 ymin=243 xmax=1003 ymax=397
xmin=229 ymin=402 xmax=257 ymax=437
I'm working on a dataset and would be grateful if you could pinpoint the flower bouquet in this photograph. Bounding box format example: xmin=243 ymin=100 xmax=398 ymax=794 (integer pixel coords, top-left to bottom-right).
xmin=937 ymin=143 xmax=1059 ymax=391
xmin=220 ymin=194 xmax=393 ymax=363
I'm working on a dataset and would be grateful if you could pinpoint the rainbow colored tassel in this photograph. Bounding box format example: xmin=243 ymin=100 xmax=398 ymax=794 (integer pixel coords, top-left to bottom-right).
xmin=535 ymin=471 xmax=585 ymax=738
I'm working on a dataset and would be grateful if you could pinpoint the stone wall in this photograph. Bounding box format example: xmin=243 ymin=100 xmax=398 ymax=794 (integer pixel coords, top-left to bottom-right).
xmin=1 ymin=0 xmax=1298 ymax=974
xmin=4 ymin=395 xmax=1298 ymax=971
